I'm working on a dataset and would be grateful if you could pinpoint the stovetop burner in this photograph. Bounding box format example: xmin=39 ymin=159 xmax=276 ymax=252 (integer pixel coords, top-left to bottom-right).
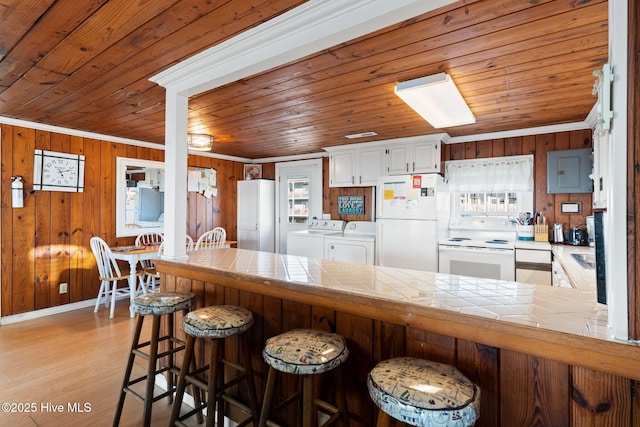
xmin=485 ymin=239 xmax=509 ymax=244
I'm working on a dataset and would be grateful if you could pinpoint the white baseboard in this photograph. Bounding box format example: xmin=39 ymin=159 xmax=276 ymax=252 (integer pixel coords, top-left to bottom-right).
xmin=0 ymin=299 xmax=98 ymax=325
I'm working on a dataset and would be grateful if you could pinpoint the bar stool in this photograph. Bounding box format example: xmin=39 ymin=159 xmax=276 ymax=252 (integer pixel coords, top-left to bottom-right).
xmin=113 ymin=291 xmax=195 ymax=427
xmin=169 ymin=305 xmax=260 ymax=427
xmin=367 ymin=357 xmax=480 ymax=427
xmin=258 ymin=328 xmax=350 ymax=427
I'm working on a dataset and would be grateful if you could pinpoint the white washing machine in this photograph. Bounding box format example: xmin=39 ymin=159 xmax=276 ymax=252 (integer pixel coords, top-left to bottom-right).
xmin=286 ymin=220 xmax=345 ymax=259
xmin=324 ymin=221 xmax=376 ymax=265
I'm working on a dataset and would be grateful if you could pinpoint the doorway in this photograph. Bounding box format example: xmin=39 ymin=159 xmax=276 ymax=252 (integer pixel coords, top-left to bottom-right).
xmin=275 ymin=159 xmax=322 ymax=253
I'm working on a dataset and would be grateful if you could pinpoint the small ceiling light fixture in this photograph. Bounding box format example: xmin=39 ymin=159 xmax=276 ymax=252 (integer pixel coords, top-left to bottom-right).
xmin=345 ymin=131 xmax=378 ymax=139
xmin=187 ymin=133 xmax=214 ymax=151
xmin=395 ymin=73 xmax=475 ymax=128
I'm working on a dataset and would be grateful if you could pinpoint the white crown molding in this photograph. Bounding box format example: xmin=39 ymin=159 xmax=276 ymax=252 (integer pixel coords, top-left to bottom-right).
xmin=0 ymin=115 xmax=163 ymax=149
xmin=445 ymin=121 xmax=592 ymax=144
xmin=0 ymin=115 xmax=252 ymax=162
xmin=252 ymin=151 xmax=328 ymax=164
xmin=2 ymin=115 xmax=596 ymax=164
xmin=150 ymin=0 xmax=457 ymax=96
xmin=585 ymin=102 xmax=599 ymax=129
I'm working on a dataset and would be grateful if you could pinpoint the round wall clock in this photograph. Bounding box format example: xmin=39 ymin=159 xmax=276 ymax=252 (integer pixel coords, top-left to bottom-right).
xmin=33 ymin=149 xmax=85 ymax=192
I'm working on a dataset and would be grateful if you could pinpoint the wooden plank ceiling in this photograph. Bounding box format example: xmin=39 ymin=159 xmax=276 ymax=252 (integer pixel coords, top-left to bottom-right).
xmin=0 ymin=0 xmax=608 ymax=159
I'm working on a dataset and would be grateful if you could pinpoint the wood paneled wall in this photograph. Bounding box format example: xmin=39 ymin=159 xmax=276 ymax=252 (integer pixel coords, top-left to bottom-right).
xmin=319 ymin=129 xmax=594 ymax=227
xmin=0 ymin=125 xmax=592 ymax=317
xmin=443 ymin=129 xmax=594 ymax=230
xmin=0 ymin=123 xmax=244 ymax=317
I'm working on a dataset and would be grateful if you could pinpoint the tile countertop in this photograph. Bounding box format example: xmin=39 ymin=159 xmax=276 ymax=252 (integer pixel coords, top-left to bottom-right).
xmin=551 ymin=244 xmax=597 ymax=292
xmin=163 ymin=247 xmax=617 ymax=344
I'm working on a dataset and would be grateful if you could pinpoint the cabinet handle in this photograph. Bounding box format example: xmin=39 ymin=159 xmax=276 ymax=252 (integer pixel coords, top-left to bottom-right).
xmin=405 ymin=163 xmax=409 ymax=172
xmin=412 ymin=162 xmax=415 ymax=172
xmin=351 ymin=176 xmax=355 ymax=184
xmin=359 ymin=176 xmax=362 ymax=184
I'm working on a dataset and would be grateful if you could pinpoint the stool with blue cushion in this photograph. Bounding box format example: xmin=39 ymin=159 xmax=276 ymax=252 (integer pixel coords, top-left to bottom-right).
xmin=367 ymin=357 xmax=480 ymax=427
xmin=258 ymin=328 xmax=351 ymax=427
xmin=169 ymin=305 xmax=260 ymax=427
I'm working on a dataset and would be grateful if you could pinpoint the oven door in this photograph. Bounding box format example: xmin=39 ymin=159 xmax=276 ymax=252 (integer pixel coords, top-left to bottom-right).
xmin=438 ymin=245 xmax=515 ymax=281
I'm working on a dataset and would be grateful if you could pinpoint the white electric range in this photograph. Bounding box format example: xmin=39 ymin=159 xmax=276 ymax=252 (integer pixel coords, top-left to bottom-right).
xmin=438 ymin=217 xmax=517 ymax=281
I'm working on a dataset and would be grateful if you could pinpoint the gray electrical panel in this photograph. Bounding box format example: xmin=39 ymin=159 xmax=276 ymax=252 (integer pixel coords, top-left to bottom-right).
xmin=547 ymin=148 xmax=593 ymax=194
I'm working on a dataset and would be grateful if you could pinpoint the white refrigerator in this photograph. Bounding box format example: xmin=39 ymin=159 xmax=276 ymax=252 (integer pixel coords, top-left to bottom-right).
xmin=376 ymin=174 xmax=449 ymax=271
xmin=237 ymin=179 xmax=275 ymax=251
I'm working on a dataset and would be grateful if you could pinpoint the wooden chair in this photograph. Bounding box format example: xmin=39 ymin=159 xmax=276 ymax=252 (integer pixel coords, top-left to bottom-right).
xmin=90 ymin=236 xmax=144 ymax=318
xmin=156 ymin=235 xmax=194 ymax=257
xmin=185 ymin=234 xmax=194 ymax=251
xmin=194 ymin=227 xmax=226 ymax=250
xmin=135 ymin=232 xmax=164 ymax=292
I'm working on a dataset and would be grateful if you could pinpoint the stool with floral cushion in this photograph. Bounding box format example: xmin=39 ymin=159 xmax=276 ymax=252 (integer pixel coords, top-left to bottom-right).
xmin=367 ymin=357 xmax=480 ymax=427
xmin=113 ymin=292 xmax=196 ymax=427
xmin=169 ymin=305 xmax=260 ymax=427
xmin=258 ymin=328 xmax=351 ymax=427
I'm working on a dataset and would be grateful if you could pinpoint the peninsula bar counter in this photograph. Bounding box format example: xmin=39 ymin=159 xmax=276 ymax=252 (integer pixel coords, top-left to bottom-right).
xmin=155 ymin=248 xmax=640 ymax=427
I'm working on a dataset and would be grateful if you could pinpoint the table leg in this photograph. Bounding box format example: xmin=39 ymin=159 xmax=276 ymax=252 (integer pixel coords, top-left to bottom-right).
xmin=128 ymin=258 xmax=138 ymax=318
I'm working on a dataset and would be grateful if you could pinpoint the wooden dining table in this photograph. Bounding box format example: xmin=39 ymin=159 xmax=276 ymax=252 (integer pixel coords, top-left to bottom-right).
xmin=110 ymin=245 xmax=160 ymax=316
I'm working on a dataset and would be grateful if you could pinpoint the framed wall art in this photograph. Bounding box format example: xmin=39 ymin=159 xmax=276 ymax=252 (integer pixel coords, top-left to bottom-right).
xmin=244 ymin=164 xmax=262 ymax=180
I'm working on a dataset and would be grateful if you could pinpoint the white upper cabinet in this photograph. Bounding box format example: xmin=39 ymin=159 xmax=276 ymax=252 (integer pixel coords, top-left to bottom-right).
xmin=328 ymin=149 xmax=356 ymax=187
xmin=358 ymin=146 xmax=386 ymax=185
xmin=325 ymin=134 xmax=446 ymax=187
xmin=328 ymin=146 xmax=385 ymax=187
xmin=386 ymin=144 xmax=412 ymax=175
xmin=412 ymin=140 xmax=441 ymax=173
xmin=386 ymin=139 xmax=441 ymax=175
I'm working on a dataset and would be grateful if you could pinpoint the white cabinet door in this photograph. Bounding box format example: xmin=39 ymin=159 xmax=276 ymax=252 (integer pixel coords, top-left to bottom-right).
xmin=386 ymin=144 xmax=411 ymax=175
xmin=329 ymin=146 xmax=384 ymax=187
xmin=386 ymin=140 xmax=441 ymax=175
xmin=412 ymin=140 xmax=440 ymax=173
xmin=329 ymin=150 xmax=356 ymax=187
xmin=357 ymin=147 xmax=385 ymax=186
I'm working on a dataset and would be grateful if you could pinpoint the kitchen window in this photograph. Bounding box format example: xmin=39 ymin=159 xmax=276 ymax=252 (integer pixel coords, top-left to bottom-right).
xmin=457 ymin=192 xmax=519 ymax=215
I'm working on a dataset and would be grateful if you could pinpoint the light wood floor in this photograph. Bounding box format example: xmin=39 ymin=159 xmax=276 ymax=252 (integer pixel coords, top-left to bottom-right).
xmin=0 ymin=300 xmax=201 ymax=427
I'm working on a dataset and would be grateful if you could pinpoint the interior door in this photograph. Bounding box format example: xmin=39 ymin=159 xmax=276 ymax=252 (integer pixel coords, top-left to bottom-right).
xmin=275 ymin=159 xmax=322 ymax=253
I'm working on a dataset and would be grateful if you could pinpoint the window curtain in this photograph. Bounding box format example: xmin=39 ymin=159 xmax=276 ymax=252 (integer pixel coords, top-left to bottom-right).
xmin=445 ymin=155 xmax=533 ymax=192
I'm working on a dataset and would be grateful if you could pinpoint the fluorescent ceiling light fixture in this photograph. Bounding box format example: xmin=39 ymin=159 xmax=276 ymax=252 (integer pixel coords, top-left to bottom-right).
xmin=187 ymin=133 xmax=214 ymax=151
xmin=395 ymin=73 xmax=475 ymax=128
xmin=345 ymin=131 xmax=378 ymax=139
